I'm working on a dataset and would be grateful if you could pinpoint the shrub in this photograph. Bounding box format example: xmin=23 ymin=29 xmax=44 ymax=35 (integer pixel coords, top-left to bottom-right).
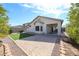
xmin=66 ymin=3 xmax=79 ymax=44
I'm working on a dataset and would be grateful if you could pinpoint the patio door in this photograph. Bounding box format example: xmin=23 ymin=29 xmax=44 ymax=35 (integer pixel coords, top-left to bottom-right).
xmin=51 ymin=27 xmax=53 ymax=33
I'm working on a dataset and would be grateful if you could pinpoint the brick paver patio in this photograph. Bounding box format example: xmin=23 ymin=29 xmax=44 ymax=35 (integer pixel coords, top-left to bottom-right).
xmin=16 ymin=34 xmax=59 ymax=56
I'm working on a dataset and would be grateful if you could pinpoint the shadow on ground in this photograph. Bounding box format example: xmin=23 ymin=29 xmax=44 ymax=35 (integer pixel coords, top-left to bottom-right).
xmin=19 ymin=33 xmax=33 ymax=39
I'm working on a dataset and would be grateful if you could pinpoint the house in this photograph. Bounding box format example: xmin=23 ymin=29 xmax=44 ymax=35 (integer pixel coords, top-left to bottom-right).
xmin=23 ymin=16 xmax=63 ymax=35
xmin=11 ymin=25 xmax=24 ymax=33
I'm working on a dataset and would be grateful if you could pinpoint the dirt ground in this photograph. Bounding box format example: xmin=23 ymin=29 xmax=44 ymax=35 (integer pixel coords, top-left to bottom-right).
xmin=62 ymin=37 xmax=79 ymax=56
xmin=0 ymin=45 xmax=4 ymax=56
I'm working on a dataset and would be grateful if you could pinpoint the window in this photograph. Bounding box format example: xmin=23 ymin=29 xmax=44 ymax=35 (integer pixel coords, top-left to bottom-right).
xmin=35 ymin=26 xmax=39 ymax=31
xmin=40 ymin=26 xmax=43 ymax=31
xmin=35 ymin=26 xmax=43 ymax=31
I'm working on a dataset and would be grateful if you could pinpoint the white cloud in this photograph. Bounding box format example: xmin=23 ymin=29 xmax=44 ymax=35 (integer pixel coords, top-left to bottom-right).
xmin=21 ymin=4 xmax=32 ymax=8
xmin=20 ymin=2 xmax=71 ymax=18
xmin=1 ymin=0 xmax=79 ymax=3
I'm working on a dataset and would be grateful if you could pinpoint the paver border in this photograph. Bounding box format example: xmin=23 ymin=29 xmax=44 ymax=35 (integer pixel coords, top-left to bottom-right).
xmin=60 ymin=40 xmax=66 ymax=56
xmin=51 ymin=35 xmax=60 ymax=56
xmin=8 ymin=35 xmax=28 ymax=56
xmin=3 ymin=43 xmax=12 ymax=56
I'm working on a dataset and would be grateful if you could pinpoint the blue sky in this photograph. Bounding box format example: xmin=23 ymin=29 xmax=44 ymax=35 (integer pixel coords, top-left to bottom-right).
xmin=2 ymin=3 xmax=71 ymax=27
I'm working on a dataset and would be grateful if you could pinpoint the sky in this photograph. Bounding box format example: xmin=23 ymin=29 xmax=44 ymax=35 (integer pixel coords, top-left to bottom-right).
xmin=2 ymin=1 xmax=72 ymax=27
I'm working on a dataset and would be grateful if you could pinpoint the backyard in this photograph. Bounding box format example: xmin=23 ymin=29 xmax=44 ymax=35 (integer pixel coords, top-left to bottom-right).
xmin=10 ymin=33 xmax=33 ymax=40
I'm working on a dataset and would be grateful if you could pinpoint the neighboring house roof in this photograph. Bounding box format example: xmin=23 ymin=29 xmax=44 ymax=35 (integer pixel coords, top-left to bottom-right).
xmin=12 ymin=25 xmax=23 ymax=28
xmin=23 ymin=23 xmax=30 ymax=26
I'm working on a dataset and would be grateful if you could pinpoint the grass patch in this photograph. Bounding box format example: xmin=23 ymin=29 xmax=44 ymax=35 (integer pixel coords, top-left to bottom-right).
xmin=10 ymin=33 xmax=33 ymax=40
xmin=10 ymin=33 xmax=20 ymax=40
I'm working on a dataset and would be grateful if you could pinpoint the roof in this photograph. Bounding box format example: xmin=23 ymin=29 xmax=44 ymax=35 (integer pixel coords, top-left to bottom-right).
xmin=38 ymin=16 xmax=63 ymax=21
xmin=23 ymin=16 xmax=63 ymax=25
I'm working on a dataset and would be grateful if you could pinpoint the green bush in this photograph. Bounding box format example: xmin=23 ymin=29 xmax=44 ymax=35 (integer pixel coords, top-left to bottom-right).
xmin=66 ymin=26 xmax=79 ymax=44
xmin=66 ymin=3 xmax=79 ymax=44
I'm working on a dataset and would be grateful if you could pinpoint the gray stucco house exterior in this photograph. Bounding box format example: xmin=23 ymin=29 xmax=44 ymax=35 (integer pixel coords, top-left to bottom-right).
xmin=23 ymin=16 xmax=63 ymax=35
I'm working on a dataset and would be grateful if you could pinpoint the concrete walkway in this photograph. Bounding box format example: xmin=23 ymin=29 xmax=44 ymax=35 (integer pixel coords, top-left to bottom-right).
xmin=2 ymin=37 xmax=27 ymax=56
xmin=16 ymin=34 xmax=59 ymax=56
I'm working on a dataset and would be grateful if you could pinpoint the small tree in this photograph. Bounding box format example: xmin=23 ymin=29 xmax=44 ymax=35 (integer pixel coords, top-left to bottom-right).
xmin=66 ymin=3 xmax=79 ymax=44
xmin=0 ymin=5 xmax=9 ymax=38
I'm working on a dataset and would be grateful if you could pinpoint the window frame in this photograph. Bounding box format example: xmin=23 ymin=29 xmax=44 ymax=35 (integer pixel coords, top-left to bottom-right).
xmin=35 ymin=26 xmax=39 ymax=31
xmin=40 ymin=26 xmax=43 ymax=31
